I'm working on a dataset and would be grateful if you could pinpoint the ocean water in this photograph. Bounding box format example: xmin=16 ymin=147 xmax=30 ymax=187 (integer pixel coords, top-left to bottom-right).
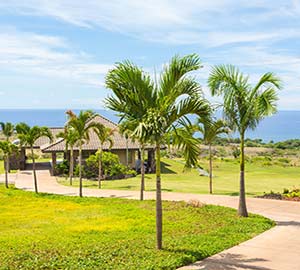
xmin=0 ymin=109 xmax=299 ymax=142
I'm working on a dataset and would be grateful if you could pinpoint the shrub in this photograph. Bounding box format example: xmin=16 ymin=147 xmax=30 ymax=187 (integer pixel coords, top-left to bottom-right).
xmin=232 ymin=147 xmax=240 ymax=159
xmin=55 ymin=159 xmax=69 ymax=175
xmin=84 ymin=151 xmax=136 ymax=179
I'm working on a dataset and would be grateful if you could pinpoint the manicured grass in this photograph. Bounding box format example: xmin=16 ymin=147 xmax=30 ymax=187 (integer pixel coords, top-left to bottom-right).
xmin=0 ymin=160 xmax=4 ymax=174
xmin=0 ymin=185 xmax=273 ymax=270
xmin=58 ymin=157 xmax=300 ymax=196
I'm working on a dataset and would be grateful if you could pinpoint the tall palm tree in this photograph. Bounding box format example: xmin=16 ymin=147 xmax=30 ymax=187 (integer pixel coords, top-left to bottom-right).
xmin=0 ymin=141 xmax=18 ymax=188
xmin=57 ymin=127 xmax=79 ymax=185
xmin=0 ymin=122 xmax=15 ymax=173
xmin=208 ymin=65 xmax=281 ymax=217
xmin=15 ymin=123 xmax=53 ymax=193
xmin=196 ymin=117 xmax=230 ymax=194
xmin=106 ymin=54 xmax=211 ymax=249
xmin=65 ymin=110 xmax=105 ymax=197
xmin=94 ymin=127 xmax=114 ymax=188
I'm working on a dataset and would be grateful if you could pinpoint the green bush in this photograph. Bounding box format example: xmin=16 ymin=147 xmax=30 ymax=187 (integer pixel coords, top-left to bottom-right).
xmin=83 ymin=151 xmax=136 ymax=179
xmin=55 ymin=159 xmax=69 ymax=175
xmin=232 ymin=147 xmax=240 ymax=159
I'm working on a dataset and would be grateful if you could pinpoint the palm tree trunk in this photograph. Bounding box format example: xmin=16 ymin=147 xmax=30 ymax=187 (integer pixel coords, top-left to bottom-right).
xmin=238 ymin=133 xmax=248 ymax=217
xmin=126 ymin=138 xmax=129 ymax=167
xmin=31 ymin=147 xmax=38 ymax=193
xmin=98 ymin=147 xmax=103 ymax=189
xmin=209 ymin=144 xmax=213 ymax=194
xmin=7 ymin=155 xmax=10 ymax=173
xmin=79 ymin=143 xmax=83 ymax=197
xmin=140 ymin=144 xmax=145 ymax=200
xmin=5 ymin=156 xmax=8 ymax=188
xmin=69 ymin=147 xmax=74 ymax=185
xmin=155 ymin=143 xmax=163 ymax=250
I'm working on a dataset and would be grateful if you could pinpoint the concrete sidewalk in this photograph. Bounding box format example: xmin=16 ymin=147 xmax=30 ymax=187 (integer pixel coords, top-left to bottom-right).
xmin=13 ymin=169 xmax=300 ymax=270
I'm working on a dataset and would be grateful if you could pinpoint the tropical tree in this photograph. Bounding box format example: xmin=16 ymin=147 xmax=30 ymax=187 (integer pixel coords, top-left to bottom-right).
xmin=65 ymin=110 xmax=105 ymax=197
xmin=0 ymin=141 xmax=18 ymax=188
xmin=105 ymin=54 xmax=211 ymax=249
xmin=208 ymin=65 xmax=281 ymax=217
xmin=195 ymin=117 xmax=230 ymax=194
xmin=94 ymin=127 xmax=114 ymax=188
xmin=0 ymin=122 xmax=14 ymax=141
xmin=0 ymin=122 xmax=15 ymax=173
xmin=15 ymin=123 xmax=53 ymax=193
xmin=57 ymin=127 xmax=79 ymax=185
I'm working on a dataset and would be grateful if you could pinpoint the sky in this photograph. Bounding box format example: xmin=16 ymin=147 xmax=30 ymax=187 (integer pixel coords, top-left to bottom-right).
xmin=0 ymin=0 xmax=300 ymax=110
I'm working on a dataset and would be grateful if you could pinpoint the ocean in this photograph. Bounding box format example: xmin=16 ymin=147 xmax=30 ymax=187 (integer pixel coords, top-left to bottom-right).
xmin=0 ymin=109 xmax=299 ymax=142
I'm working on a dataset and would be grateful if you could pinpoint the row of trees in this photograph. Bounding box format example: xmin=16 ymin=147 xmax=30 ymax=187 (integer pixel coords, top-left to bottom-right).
xmin=0 ymin=53 xmax=281 ymax=250
xmin=0 ymin=111 xmax=113 ymax=197
xmin=104 ymin=54 xmax=281 ymax=249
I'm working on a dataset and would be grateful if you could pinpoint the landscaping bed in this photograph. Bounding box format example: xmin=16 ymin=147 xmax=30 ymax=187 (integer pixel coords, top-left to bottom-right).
xmin=256 ymin=188 xmax=300 ymax=202
xmin=0 ymin=185 xmax=274 ymax=270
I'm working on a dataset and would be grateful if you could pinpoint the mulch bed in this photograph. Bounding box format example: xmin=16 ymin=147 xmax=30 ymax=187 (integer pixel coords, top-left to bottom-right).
xmin=256 ymin=194 xmax=300 ymax=202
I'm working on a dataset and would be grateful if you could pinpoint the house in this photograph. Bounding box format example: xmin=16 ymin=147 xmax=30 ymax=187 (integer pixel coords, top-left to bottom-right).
xmin=11 ymin=115 xmax=156 ymax=175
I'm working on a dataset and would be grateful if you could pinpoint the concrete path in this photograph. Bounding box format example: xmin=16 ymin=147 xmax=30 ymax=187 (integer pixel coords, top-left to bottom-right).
xmin=12 ymin=169 xmax=300 ymax=270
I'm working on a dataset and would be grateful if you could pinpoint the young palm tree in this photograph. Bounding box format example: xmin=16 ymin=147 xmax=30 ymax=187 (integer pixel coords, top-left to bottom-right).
xmin=106 ymin=54 xmax=211 ymax=249
xmin=196 ymin=117 xmax=230 ymax=194
xmin=0 ymin=141 xmax=18 ymax=188
xmin=208 ymin=65 xmax=281 ymax=217
xmin=0 ymin=122 xmax=14 ymax=141
xmin=65 ymin=110 xmax=104 ymax=197
xmin=15 ymin=123 xmax=53 ymax=193
xmin=94 ymin=127 xmax=114 ymax=188
xmin=0 ymin=122 xmax=15 ymax=173
xmin=57 ymin=127 xmax=79 ymax=185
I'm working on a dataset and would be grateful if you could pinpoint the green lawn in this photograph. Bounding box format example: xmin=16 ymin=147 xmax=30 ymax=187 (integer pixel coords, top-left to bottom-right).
xmin=0 ymin=161 xmax=4 ymax=174
xmin=58 ymin=157 xmax=300 ymax=196
xmin=0 ymin=185 xmax=273 ymax=270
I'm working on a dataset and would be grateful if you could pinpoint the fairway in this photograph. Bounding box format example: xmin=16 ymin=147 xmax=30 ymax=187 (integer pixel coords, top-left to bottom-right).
xmin=0 ymin=185 xmax=273 ymax=270
xmin=58 ymin=157 xmax=300 ymax=196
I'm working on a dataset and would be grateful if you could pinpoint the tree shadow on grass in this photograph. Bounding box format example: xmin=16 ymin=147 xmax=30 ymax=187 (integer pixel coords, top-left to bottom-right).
xmin=225 ymin=192 xmax=258 ymax=197
xmin=148 ymin=188 xmax=173 ymax=192
xmin=171 ymin=251 xmax=271 ymax=270
xmin=161 ymin=161 xmax=177 ymax=174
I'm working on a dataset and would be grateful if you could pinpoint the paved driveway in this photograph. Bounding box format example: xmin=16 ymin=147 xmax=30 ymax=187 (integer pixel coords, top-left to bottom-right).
xmin=13 ymin=169 xmax=300 ymax=270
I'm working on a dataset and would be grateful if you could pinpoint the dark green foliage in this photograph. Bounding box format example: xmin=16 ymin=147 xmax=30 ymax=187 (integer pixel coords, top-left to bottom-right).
xmin=232 ymin=147 xmax=241 ymax=159
xmin=55 ymin=160 xmax=70 ymax=175
xmin=76 ymin=152 xmax=136 ymax=179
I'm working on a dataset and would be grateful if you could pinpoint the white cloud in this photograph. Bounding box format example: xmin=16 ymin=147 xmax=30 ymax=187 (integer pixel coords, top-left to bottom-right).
xmin=1 ymin=1 xmax=299 ymax=46
xmin=0 ymin=27 xmax=112 ymax=87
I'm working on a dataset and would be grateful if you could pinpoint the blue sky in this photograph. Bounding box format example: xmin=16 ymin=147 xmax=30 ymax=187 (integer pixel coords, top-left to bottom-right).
xmin=0 ymin=1 xmax=300 ymax=109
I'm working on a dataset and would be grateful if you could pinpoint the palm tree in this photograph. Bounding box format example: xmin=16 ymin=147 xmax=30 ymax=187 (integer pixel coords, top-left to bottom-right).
xmin=0 ymin=122 xmax=15 ymax=173
xmin=65 ymin=110 xmax=104 ymax=197
xmin=94 ymin=127 xmax=113 ymax=188
xmin=0 ymin=141 xmax=18 ymax=188
xmin=196 ymin=117 xmax=230 ymax=194
xmin=208 ymin=65 xmax=281 ymax=217
xmin=57 ymin=127 xmax=79 ymax=185
xmin=15 ymin=123 xmax=53 ymax=193
xmin=0 ymin=122 xmax=14 ymax=141
xmin=106 ymin=54 xmax=211 ymax=249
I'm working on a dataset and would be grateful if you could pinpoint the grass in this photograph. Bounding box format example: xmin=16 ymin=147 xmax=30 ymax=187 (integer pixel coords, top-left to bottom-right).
xmin=0 ymin=185 xmax=273 ymax=270
xmin=0 ymin=161 xmax=4 ymax=174
xmin=58 ymin=157 xmax=300 ymax=196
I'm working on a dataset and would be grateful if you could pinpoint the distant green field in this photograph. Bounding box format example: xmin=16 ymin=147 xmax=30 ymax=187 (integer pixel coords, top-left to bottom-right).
xmin=0 ymin=185 xmax=273 ymax=270
xmin=58 ymin=157 xmax=300 ymax=196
